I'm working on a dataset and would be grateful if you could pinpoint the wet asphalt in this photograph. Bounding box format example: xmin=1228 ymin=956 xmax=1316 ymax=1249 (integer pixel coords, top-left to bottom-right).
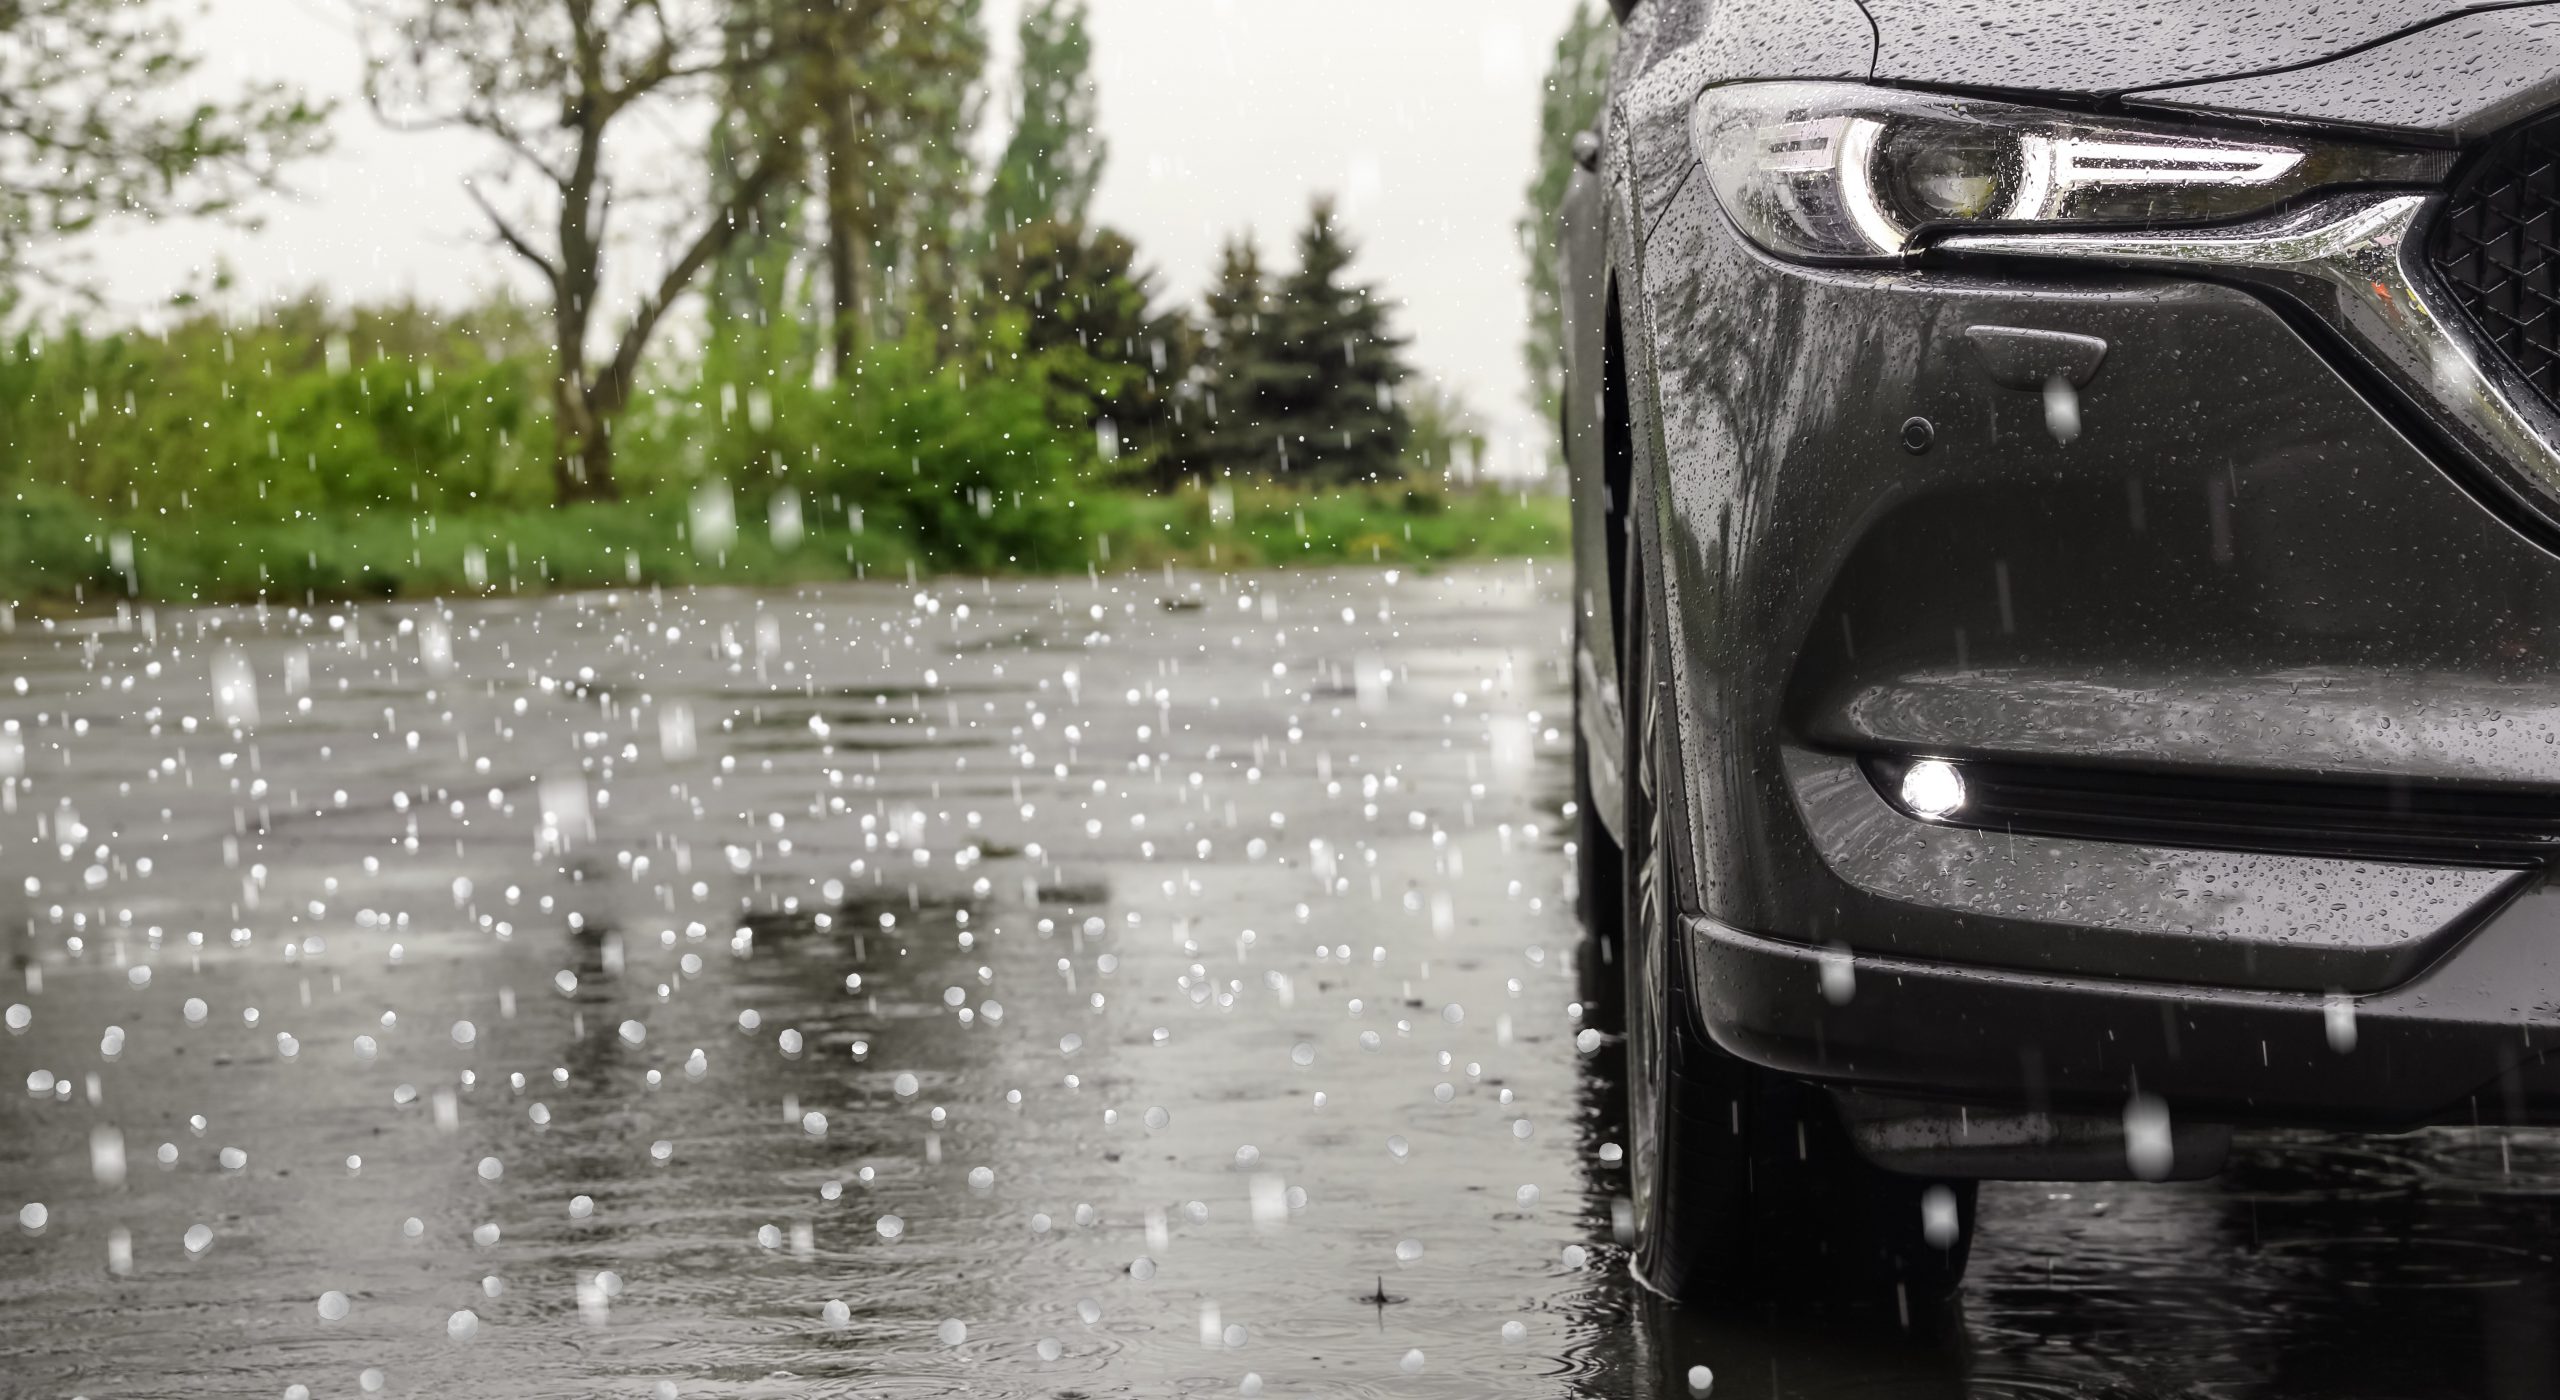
xmin=3 ymin=563 xmax=2560 ymax=1399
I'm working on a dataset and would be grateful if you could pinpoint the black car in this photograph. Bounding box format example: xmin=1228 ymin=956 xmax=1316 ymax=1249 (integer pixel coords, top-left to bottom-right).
xmin=1560 ymin=0 xmax=2560 ymax=1310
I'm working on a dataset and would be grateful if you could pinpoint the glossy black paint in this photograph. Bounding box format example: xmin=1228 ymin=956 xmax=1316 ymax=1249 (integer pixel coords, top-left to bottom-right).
xmin=1961 ymin=325 xmax=2107 ymax=390
xmin=2124 ymin=5 xmax=2560 ymax=139
xmin=1691 ymin=880 xmax=2560 ymax=1127
xmin=1637 ymin=166 xmax=2560 ymax=931
xmin=1566 ymin=0 xmax=2560 ymax=1140
xmin=1784 ymin=748 xmax=2527 ymax=993
xmin=1859 ymin=0 xmax=2530 ymax=97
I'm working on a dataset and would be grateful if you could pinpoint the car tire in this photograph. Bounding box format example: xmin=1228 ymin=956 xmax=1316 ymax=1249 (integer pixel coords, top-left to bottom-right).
xmin=1574 ymin=614 xmax=1626 ymax=1033
xmin=1619 ymin=552 xmax=1977 ymax=1315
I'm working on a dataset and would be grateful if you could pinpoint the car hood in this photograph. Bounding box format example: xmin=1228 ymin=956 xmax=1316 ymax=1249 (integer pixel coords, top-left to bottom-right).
xmin=1859 ymin=0 xmax=2528 ymax=96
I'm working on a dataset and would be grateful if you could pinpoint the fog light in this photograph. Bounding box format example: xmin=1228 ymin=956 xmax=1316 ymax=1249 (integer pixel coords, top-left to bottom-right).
xmin=1900 ymin=759 xmax=1965 ymax=819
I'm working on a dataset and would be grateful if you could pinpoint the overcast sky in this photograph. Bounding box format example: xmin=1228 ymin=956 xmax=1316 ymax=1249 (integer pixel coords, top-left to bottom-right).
xmin=81 ymin=0 xmax=1584 ymax=471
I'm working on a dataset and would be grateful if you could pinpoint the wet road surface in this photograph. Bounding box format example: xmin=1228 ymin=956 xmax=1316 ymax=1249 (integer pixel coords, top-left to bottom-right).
xmin=3 ymin=563 xmax=2560 ymax=1399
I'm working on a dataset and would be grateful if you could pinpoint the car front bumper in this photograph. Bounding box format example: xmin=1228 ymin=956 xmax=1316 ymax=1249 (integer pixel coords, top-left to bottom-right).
xmin=1637 ymin=166 xmax=2560 ymax=1127
xmin=1689 ymin=881 xmax=2560 ymax=1128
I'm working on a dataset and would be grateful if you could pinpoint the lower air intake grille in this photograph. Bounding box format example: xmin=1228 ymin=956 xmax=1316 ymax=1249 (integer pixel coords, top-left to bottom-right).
xmin=2429 ymin=111 xmax=2560 ymax=414
xmin=1864 ymin=753 xmax=2560 ymax=867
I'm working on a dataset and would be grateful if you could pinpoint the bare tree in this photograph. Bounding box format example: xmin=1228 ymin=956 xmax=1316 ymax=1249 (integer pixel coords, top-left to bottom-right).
xmin=363 ymin=0 xmax=795 ymax=500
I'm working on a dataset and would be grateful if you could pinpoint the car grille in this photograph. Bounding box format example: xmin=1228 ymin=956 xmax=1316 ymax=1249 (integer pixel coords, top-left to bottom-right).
xmin=2428 ymin=111 xmax=2560 ymax=416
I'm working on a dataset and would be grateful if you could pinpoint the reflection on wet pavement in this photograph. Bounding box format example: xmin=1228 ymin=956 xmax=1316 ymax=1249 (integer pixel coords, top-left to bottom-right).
xmin=2 ymin=563 xmax=2558 ymax=1398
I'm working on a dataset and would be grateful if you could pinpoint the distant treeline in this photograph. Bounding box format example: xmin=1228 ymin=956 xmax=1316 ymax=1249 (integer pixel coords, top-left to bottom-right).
xmin=0 ymin=0 xmax=1612 ymax=602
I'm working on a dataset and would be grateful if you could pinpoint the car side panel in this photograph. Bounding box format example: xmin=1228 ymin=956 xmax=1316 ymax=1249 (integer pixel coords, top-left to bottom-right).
xmin=1562 ymin=153 xmax=1626 ymax=843
xmin=1573 ymin=0 xmax=1877 ymax=848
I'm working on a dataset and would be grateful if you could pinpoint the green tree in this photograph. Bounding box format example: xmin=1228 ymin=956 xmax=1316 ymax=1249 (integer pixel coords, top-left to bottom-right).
xmin=707 ymin=0 xmax=985 ymax=378
xmin=779 ymin=0 xmax=987 ymax=373
xmin=703 ymin=5 xmax=817 ymax=378
xmin=979 ymin=219 xmax=1194 ymax=485
xmin=1256 ymin=196 xmax=1412 ymax=485
xmin=701 ymin=156 xmax=814 ymax=384
xmin=986 ymin=0 xmax=1103 ymax=238
xmin=0 ymin=0 xmax=329 ymax=291
xmin=891 ymin=3 xmax=994 ymax=347
xmin=1189 ymin=234 xmax=1283 ymax=478
xmin=364 ymin=0 xmax=797 ymax=502
xmin=1402 ymin=380 xmax=1488 ymax=481
xmin=1519 ymin=1 xmax=1615 ymax=458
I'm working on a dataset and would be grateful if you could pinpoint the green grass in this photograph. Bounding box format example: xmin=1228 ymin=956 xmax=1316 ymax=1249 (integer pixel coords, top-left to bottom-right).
xmin=0 ymin=481 xmax=1566 ymax=611
xmin=1088 ymin=480 xmax=1565 ymax=570
xmin=0 ymin=304 xmax=1568 ymax=612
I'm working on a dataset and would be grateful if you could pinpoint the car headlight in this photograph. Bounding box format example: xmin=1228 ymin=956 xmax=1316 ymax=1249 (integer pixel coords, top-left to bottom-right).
xmin=1690 ymin=81 xmax=2450 ymax=263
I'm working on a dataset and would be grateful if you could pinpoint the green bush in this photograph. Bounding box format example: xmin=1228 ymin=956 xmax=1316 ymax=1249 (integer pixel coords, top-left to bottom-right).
xmin=633 ymin=323 xmax=1095 ymax=571
xmin=0 ymin=301 xmax=549 ymax=518
xmin=0 ymin=298 xmax=1561 ymax=610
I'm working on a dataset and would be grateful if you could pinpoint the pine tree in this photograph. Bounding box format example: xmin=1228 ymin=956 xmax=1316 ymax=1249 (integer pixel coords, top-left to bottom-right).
xmin=1520 ymin=3 xmax=1617 ymax=460
xmin=987 ymin=0 xmax=1105 ymax=238
xmin=1190 ymin=235 xmax=1288 ymax=480
xmin=1257 ymin=196 xmax=1413 ymax=485
xmin=980 ymin=219 xmax=1195 ymax=484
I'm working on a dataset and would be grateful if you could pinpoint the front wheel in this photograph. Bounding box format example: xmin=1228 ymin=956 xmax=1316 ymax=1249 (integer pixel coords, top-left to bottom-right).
xmin=1618 ymin=563 xmax=1975 ymax=1314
